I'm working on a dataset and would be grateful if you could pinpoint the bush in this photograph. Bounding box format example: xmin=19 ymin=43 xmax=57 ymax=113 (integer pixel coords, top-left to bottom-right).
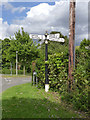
xmin=2 ymin=68 xmax=24 ymax=75
xmin=62 ymin=88 xmax=88 ymax=112
xmin=36 ymin=39 xmax=89 ymax=112
xmin=62 ymin=42 xmax=89 ymax=112
xmin=73 ymin=91 xmax=88 ymax=111
xmin=18 ymin=70 xmax=23 ymax=74
xmin=2 ymin=68 xmax=11 ymax=74
xmin=36 ymin=52 xmax=68 ymax=92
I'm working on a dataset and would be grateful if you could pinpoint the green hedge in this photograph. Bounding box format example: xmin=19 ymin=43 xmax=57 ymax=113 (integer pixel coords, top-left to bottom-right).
xmin=2 ymin=68 xmax=24 ymax=74
xmin=36 ymin=52 xmax=68 ymax=92
xmin=36 ymin=51 xmax=89 ymax=112
xmin=2 ymin=68 xmax=11 ymax=74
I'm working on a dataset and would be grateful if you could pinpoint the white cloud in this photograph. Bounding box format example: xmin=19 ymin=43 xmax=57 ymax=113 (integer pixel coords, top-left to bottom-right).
xmin=0 ymin=1 xmax=89 ymax=46
xmin=14 ymin=1 xmax=69 ymax=36
xmin=0 ymin=18 xmax=9 ymax=39
xmin=2 ymin=2 xmax=13 ymax=10
xmin=19 ymin=7 xmax=26 ymax=13
xmin=12 ymin=6 xmax=26 ymax=13
xmin=0 ymin=0 xmax=14 ymax=6
xmin=0 ymin=18 xmax=21 ymax=39
xmin=27 ymin=3 xmax=54 ymax=18
xmin=2 ymin=2 xmax=26 ymax=13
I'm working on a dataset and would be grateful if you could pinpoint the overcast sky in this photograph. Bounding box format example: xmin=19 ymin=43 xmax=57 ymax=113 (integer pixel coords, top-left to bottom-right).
xmin=0 ymin=0 xmax=89 ymax=46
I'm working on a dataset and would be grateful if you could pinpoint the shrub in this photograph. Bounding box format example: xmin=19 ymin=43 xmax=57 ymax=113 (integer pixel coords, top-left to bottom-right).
xmin=2 ymin=68 xmax=11 ymax=74
xmin=18 ymin=70 xmax=23 ymax=74
xmin=2 ymin=68 xmax=24 ymax=75
xmin=36 ymin=52 xmax=68 ymax=92
xmin=36 ymin=39 xmax=89 ymax=112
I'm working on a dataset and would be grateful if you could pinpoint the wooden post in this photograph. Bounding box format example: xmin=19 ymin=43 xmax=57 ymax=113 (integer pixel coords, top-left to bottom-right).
xmin=32 ymin=62 xmax=36 ymax=85
xmin=32 ymin=62 xmax=36 ymax=72
xmin=16 ymin=51 xmax=18 ymax=75
xmin=23 ymin=65 xmax=25 ymax=75
xmin=68 ymin=0 xmax=76 ymax=91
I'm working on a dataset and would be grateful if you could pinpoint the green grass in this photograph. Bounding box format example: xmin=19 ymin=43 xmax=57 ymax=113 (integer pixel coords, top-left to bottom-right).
xmin=2 ymin=74 xmax=31 ymax=78
xmin=2 ymin=83 xmax=82 ymax=118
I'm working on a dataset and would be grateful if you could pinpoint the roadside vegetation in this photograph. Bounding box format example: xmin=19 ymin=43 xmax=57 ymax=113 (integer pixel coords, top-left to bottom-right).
xmin=0 ymin=28 xmax=89 ymax=118
xmin=2 ymin=83 xmax=86 ymax=118
xmin=2 ymin=74 xmax=31 ymax=78
xmin=36 ymin=36 xmax=89 ymax=114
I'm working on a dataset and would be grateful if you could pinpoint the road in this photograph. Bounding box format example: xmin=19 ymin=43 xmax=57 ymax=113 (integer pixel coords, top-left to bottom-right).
xmin=0 ymin=75 xmax=32 ymax=93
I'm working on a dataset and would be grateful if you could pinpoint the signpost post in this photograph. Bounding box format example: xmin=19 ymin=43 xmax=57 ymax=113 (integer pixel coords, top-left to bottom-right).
xmin=45 ymin=31 xmax=49 ymax=92
xmin=16 ymin=51 xmax=18 ymax=76
xmin=29 ymin=32 xmax=65 ymax=92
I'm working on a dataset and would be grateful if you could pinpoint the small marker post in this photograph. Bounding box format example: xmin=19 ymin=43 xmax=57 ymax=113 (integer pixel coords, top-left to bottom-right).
xmin=16 ymin=51 xmax=18 ymax=76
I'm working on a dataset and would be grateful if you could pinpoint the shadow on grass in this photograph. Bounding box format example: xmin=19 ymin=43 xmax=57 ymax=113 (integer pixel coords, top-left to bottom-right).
xmin=2 ymin=96 xmax=79 ymax=119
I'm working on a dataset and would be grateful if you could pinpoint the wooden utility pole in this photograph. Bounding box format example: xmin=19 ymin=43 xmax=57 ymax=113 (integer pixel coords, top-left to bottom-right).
xmin=68 ymin=0 xmax=76 ymax=91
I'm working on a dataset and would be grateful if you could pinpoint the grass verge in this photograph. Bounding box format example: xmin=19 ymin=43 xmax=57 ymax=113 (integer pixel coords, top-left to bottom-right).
xmin=1 ymin=83 xmax=85 ymax=118
xmin=2 ymin=74 xmax=31 ymax=78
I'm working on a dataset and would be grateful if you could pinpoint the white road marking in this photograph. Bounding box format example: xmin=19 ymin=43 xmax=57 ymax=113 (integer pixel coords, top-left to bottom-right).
xmin=4 ymin=78 xmax=12 ymax=82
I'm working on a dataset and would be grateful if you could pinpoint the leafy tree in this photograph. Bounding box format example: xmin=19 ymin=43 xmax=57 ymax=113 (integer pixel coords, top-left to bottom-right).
xmin=2 ymin=38 xmax=11 ymax=68
xmin=5 ymin=27 xmax=40 ymax=75
xmin=0 ymin=39 xmax=2 ymax=73
xmin=39 ymin=31 xmax=69 ymax=57
xmin=65 ymin=39 xmax=90 ymax=112
xmin=80 ymin=39 xmax=90 ymax=49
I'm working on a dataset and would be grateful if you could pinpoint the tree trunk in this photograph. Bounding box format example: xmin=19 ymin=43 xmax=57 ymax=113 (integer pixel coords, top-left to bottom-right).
xmin=10 ymin=62 xmax=12 ymax=75
xmin=23 ymin=65 xmax=25 ymax=75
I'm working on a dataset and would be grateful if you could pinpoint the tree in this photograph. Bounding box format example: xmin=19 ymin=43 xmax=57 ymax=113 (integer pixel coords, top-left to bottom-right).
xmin=80 ymin=39 xmax=90 ymax=49
xmin=39 ymin=31 xmax=69 ymax=56
xmin=2 ymin=38 xmax=11 ymax=68
xmin=75 ymin=39 xmax=90 ymax=81
xmin=6 ymin=27 xmax=40 ymax=75
xmin=0 ymin=39 xmax=2 ymax=73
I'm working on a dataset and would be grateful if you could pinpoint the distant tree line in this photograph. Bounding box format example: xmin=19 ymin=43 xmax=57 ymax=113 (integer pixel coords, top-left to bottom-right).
xmin=0 ymin=27 xmax=40 ymax=75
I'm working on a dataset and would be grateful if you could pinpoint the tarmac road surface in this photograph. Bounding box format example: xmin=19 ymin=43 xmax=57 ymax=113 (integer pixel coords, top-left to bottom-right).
xmin=0 ymin=75 xmax=32 ymax=93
